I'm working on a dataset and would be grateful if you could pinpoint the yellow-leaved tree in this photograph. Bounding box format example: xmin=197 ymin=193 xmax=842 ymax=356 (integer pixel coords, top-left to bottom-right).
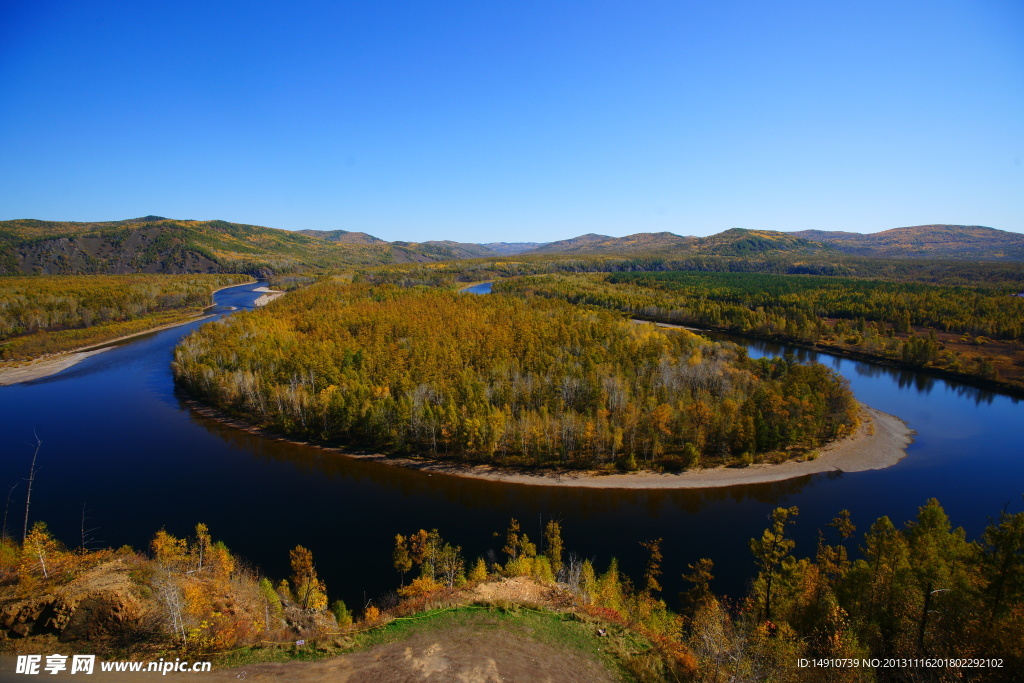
xmin=289 ymin=545 xmax=327 ymax=611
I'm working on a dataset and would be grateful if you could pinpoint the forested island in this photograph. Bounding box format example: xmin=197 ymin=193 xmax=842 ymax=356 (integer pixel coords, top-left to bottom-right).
xmin=173 ymin=281 xmax=860 ymax=474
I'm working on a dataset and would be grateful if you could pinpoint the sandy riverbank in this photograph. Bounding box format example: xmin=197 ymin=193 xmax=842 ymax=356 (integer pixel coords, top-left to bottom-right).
xmin=253 ymin=286 xmax=285 ymax=307
xmin=363 ymin=404 xmax=913 ymax=488
xmin=189 ymin=401 xmax=913 ymax=489
xmin=0 ymin=281 xmax=257 ymax=387
xmin=0 ymin=314 xmax=217 ymax=386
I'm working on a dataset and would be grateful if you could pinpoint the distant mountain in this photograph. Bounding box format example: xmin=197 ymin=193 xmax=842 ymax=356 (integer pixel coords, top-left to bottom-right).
xmin=5 ymin=218 xmax=1020 ymax=276
xmin=524 ymin=229 xmax=820 ymax=257
xmin=689 ymin=228 xmax=821 ymax=256
xmin=295 ymin=229 xmax=386 ymax=245
xmin=792 ymin=225 xmax=1024 ymax=260
xmin=416 ymin=241 xmax=499 ymax=259
xmin=487 ymin=225 xmax=1024 ymax=261
xmin=531 ymin=232 xmax=694 ymax=254
xmin=481 ymin=242 xmax=543 ymax=256
xmin=295 ymin=230 xmax=503 ymax=258
xmin=0 ymin=217 xmax=450 ymax=276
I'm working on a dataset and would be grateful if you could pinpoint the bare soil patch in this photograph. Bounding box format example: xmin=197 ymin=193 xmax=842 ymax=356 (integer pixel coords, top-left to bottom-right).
xmin=209 ymin=622 xmax=617 ymax=682
xmin=469 ymin=577 xmax=560 ymax=606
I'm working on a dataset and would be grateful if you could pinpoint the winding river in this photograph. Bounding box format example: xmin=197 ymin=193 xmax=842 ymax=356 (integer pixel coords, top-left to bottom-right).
xmin=1 ymin=280 xmax=1021 ymax=609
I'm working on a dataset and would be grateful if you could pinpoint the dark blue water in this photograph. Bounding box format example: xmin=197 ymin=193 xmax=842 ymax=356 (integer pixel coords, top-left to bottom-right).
xmin=1 ymin=281 xmax=1021 ymax=610
xmin=461 ymin=282 xmax=493 ymax=294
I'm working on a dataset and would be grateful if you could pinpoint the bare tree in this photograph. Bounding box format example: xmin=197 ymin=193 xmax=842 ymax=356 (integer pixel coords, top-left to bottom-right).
xmin=2 ymin=482 xmax=20 ymax=542
xmin=157 ymin=578 xmax=188 ymax=644
xmin=80 ymin=503 xmax=100 ymax=550
xmin=31 ymin=535 xmax=49 ymax=578
xmin=22 ymin=432 xmax=41 ymax=543
xmin=564 ymin=553 xmax=584 ymax=594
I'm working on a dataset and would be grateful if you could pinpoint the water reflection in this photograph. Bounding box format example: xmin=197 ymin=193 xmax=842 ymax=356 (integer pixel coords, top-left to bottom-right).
xmin=705 ymin=330 xmax=1005 ymax=405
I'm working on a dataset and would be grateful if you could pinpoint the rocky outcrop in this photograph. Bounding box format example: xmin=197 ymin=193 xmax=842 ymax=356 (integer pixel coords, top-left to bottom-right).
xmin=0 ymin=561 xmax=153 ymax=642
xmin=13 ymin=229 xmax=222 ymax=276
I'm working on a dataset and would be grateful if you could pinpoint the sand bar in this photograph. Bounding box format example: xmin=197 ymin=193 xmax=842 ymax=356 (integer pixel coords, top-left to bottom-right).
xmin=0 ymin=348 xmax=114 ymax=386
xmin=191 ymin=401 xmax=913 ymax=489
xmin=253 ymin=286 xmax=285 ymax=307
xmin=363 ymin=404 xmax=913 ymax=488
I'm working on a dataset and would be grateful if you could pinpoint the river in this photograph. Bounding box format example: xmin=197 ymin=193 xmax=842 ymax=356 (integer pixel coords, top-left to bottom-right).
xmin=1 ymin=280 xmax=1021 ymax=609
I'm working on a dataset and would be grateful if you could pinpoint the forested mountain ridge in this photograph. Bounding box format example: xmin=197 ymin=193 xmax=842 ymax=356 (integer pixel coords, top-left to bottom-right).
xmin=472 ymin=227 xmax=831 ymax=258
xmin=5 ymin=218 xmax=1023 ymax=277
xmin=793 ymin=224 xmax=1024 ymax=260
xmin=481 ymin=241 xmax=544 ymax=255
xmin=0 ymin=217 xmax=453 ymax=276
xmin=294 ymin=229 xmax=386 ymax=245
xmin=530 ymin=231 xmax=696 ymax=254
xmin=411 ymin=240 xmax=500 ymax=259
xmin=298 ymin=233 xmax=501 ymax=259
xmin=687 ymin=228 xmax=821 ymax=256
xmin=495 ymin=225 xmax=1024 ymax=260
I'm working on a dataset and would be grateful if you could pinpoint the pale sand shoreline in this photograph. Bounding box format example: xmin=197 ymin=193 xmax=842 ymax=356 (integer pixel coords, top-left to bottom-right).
xmin=0 ymin=282 xmax=254 ymax=387
xmin=0 ymin=278 xmax=256 ymax=385
xmin=189 ymin=401 xmax=914 ymax=489
xmin=253 ymin=286 xmax=285 ymax=307
xmin=0 ymin=315 xmax=217 ymax=386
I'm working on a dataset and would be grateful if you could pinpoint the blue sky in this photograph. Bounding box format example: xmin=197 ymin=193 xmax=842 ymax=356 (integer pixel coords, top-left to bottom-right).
xmin=1 ymin=1 xmax=1022 ymax=242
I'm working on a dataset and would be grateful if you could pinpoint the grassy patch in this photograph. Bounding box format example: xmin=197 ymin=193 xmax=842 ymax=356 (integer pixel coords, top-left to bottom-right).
xmin=211 ymin=643 xmax=339 ymax=670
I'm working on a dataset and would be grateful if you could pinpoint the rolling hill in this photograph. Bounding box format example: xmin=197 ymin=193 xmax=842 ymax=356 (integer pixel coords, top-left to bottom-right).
xmin=412 ymin=240 xmax=500 ymax=259
xmin=294 ymin=229 xmax=386 ymax=245
xmin=792 ymin=225 xmax=1024 ymax=260
xmin=4 ymin=218 xmax=1022 ymax=277
xmin=488 ymin=225 xmax=1024 ymax=260
xmin=522 ymin=228 xmax=822 ymax=257
xmin=0 ymin=217 xmax=450 ymax=276
xmin=481 ymin=241 xmax=544 ymax=255
xmin=530 ymin=231 xmax=695 ymax=254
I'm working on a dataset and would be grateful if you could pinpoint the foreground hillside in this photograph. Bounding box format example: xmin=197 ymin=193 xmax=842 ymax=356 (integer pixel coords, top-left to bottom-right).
xmin=3 ymin=499 xmax=1022 ymax=682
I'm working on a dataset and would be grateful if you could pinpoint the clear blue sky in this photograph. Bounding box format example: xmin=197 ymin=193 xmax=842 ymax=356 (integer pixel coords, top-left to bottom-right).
xmin=2 ymin=1 xmax=1022 ymax=242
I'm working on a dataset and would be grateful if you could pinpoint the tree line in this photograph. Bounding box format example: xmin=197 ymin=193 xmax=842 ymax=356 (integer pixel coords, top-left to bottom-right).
xmin=495 ymin=272 xmax=1024 ymax=389
xmin=354 ymin=252 xmax=1024 ymax=290
xmin=173 ymin=282 xmax=858 ymax=470
xmin=0 ymin=274 xmax=249 ymax=361
xmin=387 ymin=500 xmax=1023 ymax=682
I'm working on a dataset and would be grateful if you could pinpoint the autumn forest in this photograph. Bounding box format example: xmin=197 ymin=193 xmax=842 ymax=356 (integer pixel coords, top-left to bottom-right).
xmin=1 ymin=220 xmax=1022 ymax=681
xmin=173 ymin=282 xmax=859 ymax=470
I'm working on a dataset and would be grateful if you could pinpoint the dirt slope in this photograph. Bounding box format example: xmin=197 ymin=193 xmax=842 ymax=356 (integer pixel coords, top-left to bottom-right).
xmin=208 ymin=625 xmax=618 ymax=682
